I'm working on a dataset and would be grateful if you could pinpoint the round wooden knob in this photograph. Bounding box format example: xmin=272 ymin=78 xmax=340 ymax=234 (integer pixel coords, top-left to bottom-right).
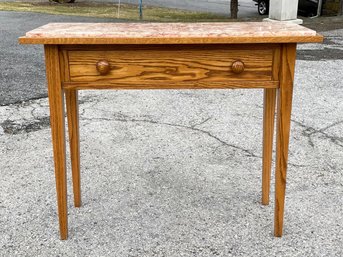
xmin=96 ymin=60 xmax=111 ymax=75
xmin=232 ymin=60 xmax=245 ymax=74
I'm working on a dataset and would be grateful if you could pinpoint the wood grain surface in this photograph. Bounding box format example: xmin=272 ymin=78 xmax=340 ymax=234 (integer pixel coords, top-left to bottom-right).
xmin=274 ymin=43 xmax=297 ymax=237
xmin=65 ymin=90 xmax=81 ymax=208
xmin=67 ymin=45 xmax=274 ymax=86
xmin=62 ymin=80 xmax=279 ymax=90
xmin=261 ymin=46 xmax=280 ymax=205
xmin=40 ymin=39 xmax=311 ymax=239
xmin=60 ymin=49 xmax=82 ymax=208
xmin=45 ymin=45 xmax=68 ymax=240
xmin=262 ymin=88 xmax=276 ymax=205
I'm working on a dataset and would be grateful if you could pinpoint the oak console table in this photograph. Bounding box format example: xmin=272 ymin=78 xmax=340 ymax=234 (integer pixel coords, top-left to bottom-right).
xmin=20 ymin=22 xmax=322 ymax=239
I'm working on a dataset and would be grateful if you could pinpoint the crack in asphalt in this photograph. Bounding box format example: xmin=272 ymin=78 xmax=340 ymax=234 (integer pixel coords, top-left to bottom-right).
xmin=80 ymin=112 xmax=310 ymax=167
xmin=0 ymin=95 xmax=48 ymax=107
xmin=82 ymin=113 xmax=260 ymax=158
xmin=1 ymin=101 xmax=341 ymax=167
xmin=292 ymin=119 xmax=343 ymax=148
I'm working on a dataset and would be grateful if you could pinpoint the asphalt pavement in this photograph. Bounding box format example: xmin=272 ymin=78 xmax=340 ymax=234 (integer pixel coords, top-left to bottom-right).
xmin=0 ymin=10 xmax=343 ymax=257
xmin=0 ymin=11 xmax=123 ymax=106
xmin=114 ymin=0 xmax=258 ymax=17
xmin=0 ymin=0 xmax=259 ymax=17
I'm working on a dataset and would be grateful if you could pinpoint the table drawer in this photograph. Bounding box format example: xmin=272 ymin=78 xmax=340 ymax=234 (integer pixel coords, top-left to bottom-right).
xmin=67 ymin=45 xmax=273 ymax=84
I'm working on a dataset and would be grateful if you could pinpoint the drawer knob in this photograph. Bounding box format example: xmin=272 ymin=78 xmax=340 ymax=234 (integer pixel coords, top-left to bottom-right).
xmin=96 ymin=60 xmax=111 ymax=75
xmin=232 ymin=60 xmax=245 ymax=74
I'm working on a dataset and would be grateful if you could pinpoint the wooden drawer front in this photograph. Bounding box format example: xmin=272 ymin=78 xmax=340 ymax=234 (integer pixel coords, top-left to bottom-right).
xmin=67 ymin=46 xmax=273 ymax=84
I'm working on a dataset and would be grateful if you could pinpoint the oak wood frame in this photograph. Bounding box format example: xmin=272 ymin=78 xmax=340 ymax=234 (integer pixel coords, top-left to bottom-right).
xmin=45 ymin=43 xmax=296 ymax=239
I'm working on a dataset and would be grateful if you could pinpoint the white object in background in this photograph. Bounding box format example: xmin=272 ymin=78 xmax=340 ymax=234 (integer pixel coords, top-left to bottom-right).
xmin=264 ymin=0 xmax=303 ymax=24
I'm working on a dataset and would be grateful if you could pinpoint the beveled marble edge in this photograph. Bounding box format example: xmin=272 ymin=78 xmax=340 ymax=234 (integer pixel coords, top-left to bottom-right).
xmin=19 ymin=22 xmax=323 ymax=44
xmin=19 ymin=35 xmax=324 ymax=45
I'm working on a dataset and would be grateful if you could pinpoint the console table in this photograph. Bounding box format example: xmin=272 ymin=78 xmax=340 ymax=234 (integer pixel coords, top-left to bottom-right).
xmin=20 ymin=22 xmax=322 ymax=239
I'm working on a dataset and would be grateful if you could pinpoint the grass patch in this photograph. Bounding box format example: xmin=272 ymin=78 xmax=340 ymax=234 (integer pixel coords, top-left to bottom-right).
xmin=0 ymin=2 xmax=230 ymax=21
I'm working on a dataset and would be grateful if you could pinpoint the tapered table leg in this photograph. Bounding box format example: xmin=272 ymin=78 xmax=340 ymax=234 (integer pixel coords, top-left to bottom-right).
xmin=65 ymin=90 xmax=81 ymax=207
xmin=45 ymin=45 xmax=68 ymax=240
xmin=262 ymin=88 xmax=277 ymax=205
xmin=274 ymin=44 xmax=297 ymax=237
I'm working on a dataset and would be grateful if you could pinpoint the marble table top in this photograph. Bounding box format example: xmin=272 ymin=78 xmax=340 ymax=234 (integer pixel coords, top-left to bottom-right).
xmin=19 ymin=22 xmax=323 ymax=44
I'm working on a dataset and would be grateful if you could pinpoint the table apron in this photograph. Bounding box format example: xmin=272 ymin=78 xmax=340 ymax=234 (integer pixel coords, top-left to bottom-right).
xmin=62 ymin=80 xmax=279 ymax=90
xmin=58 ymin=44 xmax=282 ymax=90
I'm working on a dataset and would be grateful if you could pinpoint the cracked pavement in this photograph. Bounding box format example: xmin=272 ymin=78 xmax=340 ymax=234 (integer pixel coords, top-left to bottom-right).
xmin=1 ymin=12 xmax=343 ymax=257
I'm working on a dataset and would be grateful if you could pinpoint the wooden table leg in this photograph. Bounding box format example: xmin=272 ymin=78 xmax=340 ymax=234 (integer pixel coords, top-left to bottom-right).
xmin=262 ymin=88 xmax=276 ymax=205
xmin=45 ymin=45 xmax=68 ymax=240
xmin=274 ymin=44 xmax=296 ymax=237
xmin=65 ymin=90 xmax=81 ymax=207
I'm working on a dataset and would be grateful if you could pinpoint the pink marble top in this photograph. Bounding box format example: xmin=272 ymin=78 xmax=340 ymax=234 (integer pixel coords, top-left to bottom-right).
xmin=20 ymin=22 xmax=323 ymax=44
